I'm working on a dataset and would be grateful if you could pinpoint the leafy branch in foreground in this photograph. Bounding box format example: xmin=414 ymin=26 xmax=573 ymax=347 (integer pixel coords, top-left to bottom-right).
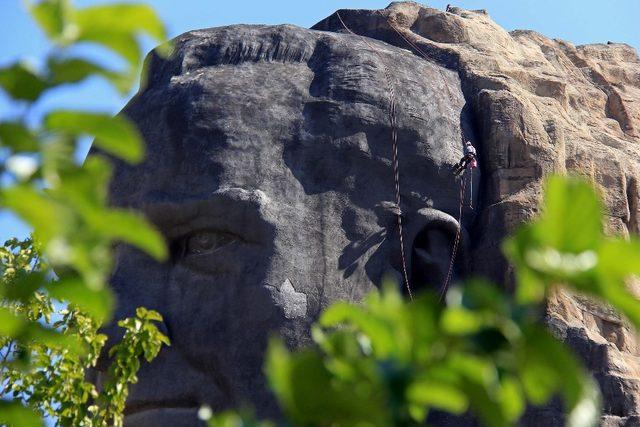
xmin=0 ymin=0 xmax=170 ymax=425
xmin=93 ymin=307 xmax=170 ymax=426
xmin=204 ymin=176 xmax=640 ymax=427
xmin=262 ymin=281 xmax=598 ymax=427
xmin=1 ymin=240 xmax=169 ymax=426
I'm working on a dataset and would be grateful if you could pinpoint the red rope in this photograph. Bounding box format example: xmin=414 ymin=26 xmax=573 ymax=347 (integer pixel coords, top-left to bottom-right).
xmin=388 ymin=17 xmax=474 ymax=300
xmin=440 ymin=169 xmax=467 ymax=300
xmin=469 ymin=169 xmax=473 ymax=210
xmin=335 ymin=11 xmax=412 ymax=299
xmin=387 ymin=18 xmax=462 ymax=142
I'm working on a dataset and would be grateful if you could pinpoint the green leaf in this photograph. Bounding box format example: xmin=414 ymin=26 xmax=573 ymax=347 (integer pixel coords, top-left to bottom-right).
xmin=407 ymin=381 xmax=468 ymax=414
xmin=93 ymin=210 xmax=167 ymax=260
xmin=2 ymin=271 xmax=47 ymax=303
xmin=520 ymin=326 xmax=587 ymax=408
xmin=47 ymin=276 xmax=114 ymax=323
xmin=208 ymin=411 xmax=274 ymax=427
xmin=26 ymin=0 xmax=73 ymax=42
xmin=77 ymin=32 xmax=141 ymax=69
xmin=75 ymin=3 xmax=167 ymax=41
xmin=459 ymin=279 xmax=509 ymax=313
xmin=320 ymin=302 xmax=396 ymax=358
xmin=40 ymin=135 xmax=75 ymax=184
xmin=498 ymin=376 xmax=525 ymax=422
xmin=594 ymin=275 xmax=640 ymax=329
xmin=504 ymin=176 xmax=607 ymax=304
xmin=265 ymin=338 xmax=296 ymax=416
xmin=512 ymin=256 xmax=546 ymax=304
xmin=0 ymin=62 xmax=49 ymax=102
xmin=0 ymin=307 xmax=25 ymax=336
xmin=266 ymin=338 xmax=382 ymax=425
xmin=448 ymin=353 xmax=496 ymax=386
xmin=597 ymin=238 xmax=640 ymax=278
xmin=72 ymin=2 xmax=167 ymax=70
xmin=537 ymin=175 xmax=603 ymax=253
xmin=463 ymin=381 xmax=509 ymax=427
xmin=22 ymin=321 xmax=84 ymax=354
xmin=0 ymin=400 xmax=42 ymax=427
xmin=441 ymin=307 xmax=484 ymax=335
xmin=44 ymin=111 xmax=143 ymax=163
xmin=54 ymin=155 xmax=111 ymax=211
xmin=136 ymin=307 xmax=163 ymax=322
xmin=0 ymin=122 xmax=39 ymax=151
xmin=588 ymin=240 xmax=640 ymax=329
xmin=47 ymin=57 xmax=132 ymax=94
xmin=1 ymin=186 xmax=66 ymax=242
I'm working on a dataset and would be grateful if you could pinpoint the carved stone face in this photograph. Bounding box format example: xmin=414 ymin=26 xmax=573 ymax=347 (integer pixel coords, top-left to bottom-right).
xmin=103 ymin=24 xmax=476 ymax=426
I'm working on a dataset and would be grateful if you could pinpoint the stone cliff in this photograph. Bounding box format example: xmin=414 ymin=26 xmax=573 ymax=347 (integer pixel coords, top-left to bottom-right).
xmin=107 ymin=2 xmax=640 ymax=426
xmin=315 ymin=3 xmax=640 ymax=425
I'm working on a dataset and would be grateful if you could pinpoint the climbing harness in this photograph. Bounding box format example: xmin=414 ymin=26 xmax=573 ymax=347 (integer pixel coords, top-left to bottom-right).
xmin=336 ymin=11 xmax=413 ymax=300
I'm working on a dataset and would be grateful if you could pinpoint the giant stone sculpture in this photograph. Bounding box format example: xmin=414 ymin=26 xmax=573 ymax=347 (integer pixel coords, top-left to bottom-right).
xmin=102 ymin=14 xmax=475 ymax=427
xmin=97 ymin=2 xmax=640 ymax=426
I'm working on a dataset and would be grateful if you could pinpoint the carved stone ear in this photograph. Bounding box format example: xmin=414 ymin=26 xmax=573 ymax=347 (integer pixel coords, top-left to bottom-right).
xmin=409 ymin=208 xmax=466 ymax=294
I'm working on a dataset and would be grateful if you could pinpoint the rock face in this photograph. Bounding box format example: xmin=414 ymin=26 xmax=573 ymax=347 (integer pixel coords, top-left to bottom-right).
xmin=102 ymin=2 xmax=640 ymax=426
xmin=314 ymin=4 xmax=640 ymax=425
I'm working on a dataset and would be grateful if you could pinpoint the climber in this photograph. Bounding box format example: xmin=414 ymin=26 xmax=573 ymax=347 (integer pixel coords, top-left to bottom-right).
xmin=445 ymin=4 xmax=452 ymax=12
xmin=453 ymin=141 xmax=477 ymax=176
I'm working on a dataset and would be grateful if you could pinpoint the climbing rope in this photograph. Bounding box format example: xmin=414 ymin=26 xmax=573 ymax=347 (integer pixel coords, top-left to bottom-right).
xmin=386 ymin=18 xmax=465 ymax=144
xmin=387 ymin=17 xmax=476 ymax=300
xmin=469 ymin=168 xmax=473 ymax=209
xmin=440 ymin=168 xmax=468 ymax=300
xmin=336 ymin=11 xmax=413 ymax=299
xmin=335 ymin=12 xmax=476 ymax=301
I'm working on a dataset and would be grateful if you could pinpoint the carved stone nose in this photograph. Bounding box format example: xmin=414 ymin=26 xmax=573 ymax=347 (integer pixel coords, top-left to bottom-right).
xmin=409 ymin=208 xmax=465 ymax=294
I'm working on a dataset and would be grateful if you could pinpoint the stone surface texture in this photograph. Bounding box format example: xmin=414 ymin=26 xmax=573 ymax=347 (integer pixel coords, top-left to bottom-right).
xmin=101 ymin=2 xmax=640 ymax=426
xmin=314 ymin=3 xmax=640 ymax=425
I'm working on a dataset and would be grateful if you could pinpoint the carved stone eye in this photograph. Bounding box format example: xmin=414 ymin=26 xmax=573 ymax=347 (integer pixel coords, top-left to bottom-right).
xmin=184 ymin=231 xmax=234 ymax=256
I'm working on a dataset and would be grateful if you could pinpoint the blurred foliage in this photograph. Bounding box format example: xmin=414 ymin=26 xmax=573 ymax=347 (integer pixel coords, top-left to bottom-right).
xmin=261 ymin=282 xmax=598 ymax=427
xmin=205 ymin=176 xmax=640 ymax=427
xmin=2 ymin=1 xmax=640 ymax=426
xmin=504 ymin=176 xmax=640 ymax=325
xmin=206 ymin=410 xmax=274 ymax=427
xmin=0 ymin=0 xmax=170 ymax=425
xmin=1 ymin=239 xmax=169 ymax=426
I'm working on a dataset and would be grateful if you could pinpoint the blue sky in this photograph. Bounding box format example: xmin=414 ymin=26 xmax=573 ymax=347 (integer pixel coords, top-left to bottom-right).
xmin=1 ymin=0 xmax=639 ymax=242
